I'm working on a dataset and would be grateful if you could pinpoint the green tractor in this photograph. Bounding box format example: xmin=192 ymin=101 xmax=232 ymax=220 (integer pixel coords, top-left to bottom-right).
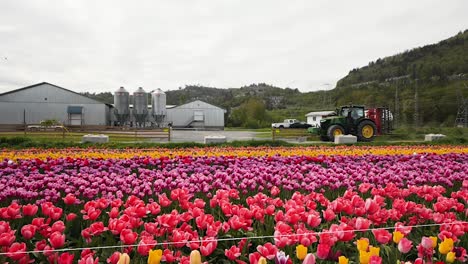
xmin=309 ymin=105 xmax=377 ymax=142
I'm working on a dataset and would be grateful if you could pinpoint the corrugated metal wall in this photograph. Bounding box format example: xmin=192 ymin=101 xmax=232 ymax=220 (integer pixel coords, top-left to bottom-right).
xmin=166 ymin=100 xmax=225 ymax=128
xmin=0 ymin=83 xmax=109 ymax=125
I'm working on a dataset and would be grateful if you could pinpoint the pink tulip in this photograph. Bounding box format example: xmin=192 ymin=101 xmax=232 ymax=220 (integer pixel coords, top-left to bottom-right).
xmin=398 ymin=238 xmax=413 ymax=253
xmin=302 ymin=253 xmax=316 ymax=264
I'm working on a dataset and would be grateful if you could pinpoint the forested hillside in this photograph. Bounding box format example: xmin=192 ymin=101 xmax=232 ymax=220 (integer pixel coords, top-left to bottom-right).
xmin=83 ymin=30 xmax=468 ymax=128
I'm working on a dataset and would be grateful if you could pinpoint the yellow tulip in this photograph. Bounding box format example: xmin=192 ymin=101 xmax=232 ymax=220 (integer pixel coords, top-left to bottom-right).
xmin=296 ymin=244 xmax=308 ymax=260
xmin=429 ymin=236 xmax=437 ymax=248
xmin=258 ymin=257 xmax=267 ymax=264
xmin=190 ymin=250 xmax=202 ymax=264
xmin=356 ymin=238 xmax=369 ymax=252
xmin=117 ymin=253 xmax=130 ymax=264
xmin=359 ymin=250 xmax=371 ymax=264
xmin=369 ymin=246 xmax=380 ymax=257
xmin=446 ymin=251 xmax=456 ymax=263
xmin=439 ymin=238 xmax=454 ymax=255
xmin=148 ymin=249 xmax=163 ymax=264
xmin=338 ymin=256 xmax=349 ymax=264
xmin=393 ymin=231 xmax=404 ymax=244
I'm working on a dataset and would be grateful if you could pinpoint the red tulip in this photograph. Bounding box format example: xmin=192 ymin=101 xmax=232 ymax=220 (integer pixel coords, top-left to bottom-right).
xmin=52 ymin=221 xmax=66 ymax=233
xmin=0 ymin=220 xmax=11 ymax=233
xmin=0 ymin=230 xmax=16 ymax=246
xmin=107 ymin=251 xmax=121 ymax=264
xmin=58 ymin=252 xmax=75 ymax=264
xmin=271 ymin=186 xmax=280 ymax=196
xmin=49 ymin=231 xmax=65 ymax=248
xmin=78 ymin=255 xmax=99 ymax=264
xmin=257 ymin=242 xmax=278 ymax=260
xmin=322 ymin=209 xmax=336 ymax=222
xmin=109 ymin=207 xmax=120 ymax=218
xmin=249 ymin=252 xmax=262 ymax=264
xmin=225 ymin=245 xmax=241 ymax=260
xmin=7 ymin=242 xmax=27 ymax=260
xmin=365 ymin=198 xmax=379 ymax=214
xmin=109 ymin=219 xmax=127 ymax=235
xmin=120 ymin=229 xmax=138 ymax=245
xmin=66 ymin=213 xmax=77 ymax=221
xmin=137 ymin=236 xmax=156 ymax=256
xmin=49 ymin=207 xmax=63 ymax=220
xmin=369 ymin=256 xmax=382 ymax=264
xmin=316 ymin=243 xmax=331 ymax=259
xmin=83 ymin=207 xmax=101 ymax=221
xmin=200 ymin=237 xmax=218 ymax=256
xmin=63 ymin=194 xmax=77 ymax=205
xmin=158 ymin=193 xmax=172 ymax=207
xmin=372 ymin=229 xmax=392 ymax=244
xmin=22 ymin=204 xmax=38 ymax=216
xmin=398 ymin=238 xmax=413 ymax=253
xmin=21 ymin=224 xmax=37 ymax=240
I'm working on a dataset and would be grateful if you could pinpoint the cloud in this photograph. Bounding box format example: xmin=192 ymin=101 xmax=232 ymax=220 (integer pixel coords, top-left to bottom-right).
xmin=0 ymin=0 xmax=467 ymax=93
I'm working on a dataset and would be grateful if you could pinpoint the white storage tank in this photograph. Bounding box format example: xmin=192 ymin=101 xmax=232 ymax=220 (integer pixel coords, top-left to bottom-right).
xmin=114 ymin=86 xmax=130 ymax=125
xmin=133 ymin=87 xmax=148 ymax=127
xmin=151 ymin=88 xmax=166 ymax=127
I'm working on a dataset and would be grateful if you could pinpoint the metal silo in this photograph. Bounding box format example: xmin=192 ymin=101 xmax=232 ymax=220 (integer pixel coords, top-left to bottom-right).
xmin=133 ymin=87 xmax=148 ymax=127
xmin=114 ymin=86 xmax=130 ymax=126
xmin=151 ymin=88 xmax=166 ymax=127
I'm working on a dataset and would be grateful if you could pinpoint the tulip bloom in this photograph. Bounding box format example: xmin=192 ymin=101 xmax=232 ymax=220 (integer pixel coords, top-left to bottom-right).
xmin=296 ymin=244 xmax=307 ymax=260
xmin=49 ymin=231 xmax=65 ymax=248
xmin=393 ymin=231 xmax=404 ymax=244
xmin=398 ymin=238 xmax=413 ymax=253
xmin=257 ymin=257 xmax=267 ymax=264
xmin=439 ymin=238 xmax=454 ymax=254
xmin=356 ymin=238 xmax=369 ymax=252
xmin=446 ymin=252 xmax=456 ymax=263
xmin=117 ymin=253 xmax=130 ymax=264
xmin=302 ymin=253 xmax=316 ymax=264
xmin=147 ymin=249 xmax=162 ymax=264
xmin=190 ymin=250 xmax=202 ymax=264
xmin=338 ymin=256 xmax=349 ymax=264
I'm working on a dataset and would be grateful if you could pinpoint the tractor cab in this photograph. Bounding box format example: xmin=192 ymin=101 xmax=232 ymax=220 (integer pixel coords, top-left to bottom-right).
xmin=339 ymin=105 xmax=365 ymax=121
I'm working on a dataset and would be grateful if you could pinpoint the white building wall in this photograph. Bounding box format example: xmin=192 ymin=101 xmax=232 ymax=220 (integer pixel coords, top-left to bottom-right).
xmin=166 ymin=100 xmax=225 ymax=128
xmin=0 ymin=102 xmax=109 ymax=125
xmin=307 ymin=115 xmax=325 ymax=127
xmin=0 ymin=83 xmax=109 ymax=125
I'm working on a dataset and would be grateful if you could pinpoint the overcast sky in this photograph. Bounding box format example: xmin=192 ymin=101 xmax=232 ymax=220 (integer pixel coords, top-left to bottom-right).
xmin=0 ymin=0 xmax=467 ymax=93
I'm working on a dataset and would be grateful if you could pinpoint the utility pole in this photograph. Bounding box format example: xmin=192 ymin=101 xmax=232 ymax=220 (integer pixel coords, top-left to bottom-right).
xmin=455 ymin=84 xmax=467 ymax=127
xmin=413 ymin=65 xmax=419 ymax=127
xmin=394 ymin=84 xmax=399 ymax=129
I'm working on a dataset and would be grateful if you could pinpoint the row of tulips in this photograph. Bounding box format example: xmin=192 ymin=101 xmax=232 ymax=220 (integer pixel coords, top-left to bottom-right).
xmin=1 ymin=145 xmax=467 ymax=160
xmin=0 ymin=153 xmax=467 ymax=203
xmin=0 ymin=182 xmax=467 ymax=263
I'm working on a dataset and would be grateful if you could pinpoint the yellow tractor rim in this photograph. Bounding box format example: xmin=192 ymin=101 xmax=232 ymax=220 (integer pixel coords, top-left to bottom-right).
xmin=362 ymin=125 xmax=374 ymax=138
xmin=333 ymin=129 xmax=343 ymax=136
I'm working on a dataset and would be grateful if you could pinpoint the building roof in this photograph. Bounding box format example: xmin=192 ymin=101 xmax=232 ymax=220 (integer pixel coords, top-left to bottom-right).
xmin=305 ymin=111 xmax=335 ymax=117
xmin=0 ymin=82 xmax=113 ymax=106
xmin=173 ymin=100 xmax=226 ymax=112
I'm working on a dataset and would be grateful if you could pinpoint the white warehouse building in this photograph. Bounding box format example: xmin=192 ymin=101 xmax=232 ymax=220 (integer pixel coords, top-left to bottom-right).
xmin=0 ymin=82 xmax=112 ymax=128
xmin=166 ymin=100 xmax=226 ymax=129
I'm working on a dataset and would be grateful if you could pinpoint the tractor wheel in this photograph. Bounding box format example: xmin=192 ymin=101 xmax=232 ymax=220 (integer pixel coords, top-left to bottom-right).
xmin=357 ymin=120 xmax=377 ymax=142
xmin=327 ymin=125 xmax=345 ymax=142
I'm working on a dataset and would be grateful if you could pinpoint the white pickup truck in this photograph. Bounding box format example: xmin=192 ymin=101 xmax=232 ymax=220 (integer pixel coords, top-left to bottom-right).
xmin=271 ymin=119 xmax=299 ymax=128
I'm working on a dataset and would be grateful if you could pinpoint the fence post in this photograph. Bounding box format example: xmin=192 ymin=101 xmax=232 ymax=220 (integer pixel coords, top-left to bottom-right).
xmin=272 ymin=128 xmax=275 ymax=141
xmin=168 ymin=127 xmax=171 ymax=142
xmin=62 ymin=128 xmax=65 ymax=139
xmin=134 ymin=129 xmax=137 ymax=142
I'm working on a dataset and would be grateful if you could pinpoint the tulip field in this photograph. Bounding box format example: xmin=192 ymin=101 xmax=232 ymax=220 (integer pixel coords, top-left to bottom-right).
xmin=0 ymin=145 xmax=467 ymax=264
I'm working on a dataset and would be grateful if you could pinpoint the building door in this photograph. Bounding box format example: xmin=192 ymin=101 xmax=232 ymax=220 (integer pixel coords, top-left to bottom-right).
xmin=70 ymin=114 xmax=82 ymax=125
xmin=194 ymin=111 xmax=204 ymax=121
